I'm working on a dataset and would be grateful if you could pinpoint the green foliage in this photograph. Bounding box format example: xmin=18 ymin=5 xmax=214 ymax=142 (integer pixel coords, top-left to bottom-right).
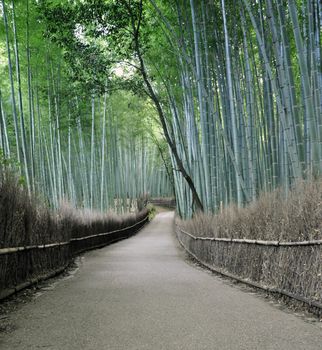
xmin=147 ymin=203 xmax=156 ymax=221
xmin=2 ymin=0 xmax=319 ymax=219
xmin=0 ymin=0 xmax=173 ymax=211
xmin=37 ymin=0 xmax=143 ymax=95
xmin=0 ymin=148 xmax=18 ymax=168
xmin=0 ymin=149 xmax=26 ymax=187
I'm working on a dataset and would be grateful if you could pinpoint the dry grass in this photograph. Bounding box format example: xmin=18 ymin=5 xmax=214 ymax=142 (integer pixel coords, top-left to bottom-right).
xmin=0 ymin=172 xmax=148 ymax=292
xmin=177 ymin=228 xmax=322 ymax=311
xmin=178 ymin=180 xmax=322 ymax=241
xmin=0 ymin=174 xmax=59 ymax=248
xmin=0 ymin=173 xmax=148 ymax=248
xmin=59 ymin=201 xmax=147 ymax=239
xmin=176 ymin=181 xmax=322 ymax=312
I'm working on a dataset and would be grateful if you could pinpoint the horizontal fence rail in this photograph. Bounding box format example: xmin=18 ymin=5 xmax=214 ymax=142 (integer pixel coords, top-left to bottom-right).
xmin=0 ymin=213 xmax=149 ymax=300
xmin=0 ymin=242 xmax=70 ymax=255
xmin=0 ymin=216 xmax=148 ymax=255
xmin=70 ymin=216 xmax=148 ymax=242
xmin=176 ymin=225 xmax=322 ymax=315
xmin=177 ymin=226 xmax=322 ymax=246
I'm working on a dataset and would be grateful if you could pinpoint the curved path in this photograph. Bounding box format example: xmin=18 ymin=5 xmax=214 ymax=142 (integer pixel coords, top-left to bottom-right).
xmin=0 ymin=212 xmax=321 ymax=349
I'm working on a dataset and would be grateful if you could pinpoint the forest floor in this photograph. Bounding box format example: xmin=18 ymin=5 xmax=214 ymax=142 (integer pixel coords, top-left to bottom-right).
xmin=0 ymin=212 xmax=321 ymax=349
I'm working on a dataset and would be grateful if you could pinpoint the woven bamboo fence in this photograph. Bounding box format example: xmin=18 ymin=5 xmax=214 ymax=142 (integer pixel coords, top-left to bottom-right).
xmin=176 ymin=225 xmax=322 ymax=314
xmin=0 ymin=211 xmax=149 ymax=300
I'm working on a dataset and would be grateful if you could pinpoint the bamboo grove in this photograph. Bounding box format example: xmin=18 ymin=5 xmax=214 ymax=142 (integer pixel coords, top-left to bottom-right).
xmin=1 ymin=0 xmax=321 ymax=219
xmin=147 ymin=0 xmax=322 ymax=217
xmin=0 ymin=0 xmax=173 ymax=212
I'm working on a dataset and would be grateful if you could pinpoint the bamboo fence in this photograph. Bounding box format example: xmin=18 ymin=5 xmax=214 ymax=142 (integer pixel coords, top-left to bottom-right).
xmin=0 ymin=213 xmax=149 ymax=300
xmin=176 ymin=225 xmax=322 ymax=314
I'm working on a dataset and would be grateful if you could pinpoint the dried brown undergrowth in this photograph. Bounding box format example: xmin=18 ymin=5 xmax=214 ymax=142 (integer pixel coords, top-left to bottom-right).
xmin=0 ymin=173 xmax=148 ymax=293
xmin=176 ymin=181 xmax=322 ymax=313
xmin=178 ymin=181 xmax=322 ymax=241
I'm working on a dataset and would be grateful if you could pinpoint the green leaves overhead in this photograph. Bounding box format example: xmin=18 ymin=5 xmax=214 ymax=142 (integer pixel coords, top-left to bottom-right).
xmin=0 ymin=0 xmax=173 ymax=210
xmin=1 ymin=0 xmax=321 ymax=218
xmin=38 ymin=0 xmax=146 ymax=94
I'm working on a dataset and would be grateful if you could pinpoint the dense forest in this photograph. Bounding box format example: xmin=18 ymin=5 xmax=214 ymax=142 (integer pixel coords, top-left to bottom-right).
xmin=0 ymin=0 xmax=173 ymax=213
xmin=0 ymin=0 xmax=321 ymax=218
xmin=1 ymin=1 xmax=322 ymax=337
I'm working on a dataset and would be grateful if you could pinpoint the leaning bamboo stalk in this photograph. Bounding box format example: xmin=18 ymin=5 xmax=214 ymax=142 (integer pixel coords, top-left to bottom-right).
xmin=288 ymin=0 xmax=320 ymax=172
xmin=1 ymin=0 xmax=21 ymax=167
xmin=11 ymin=0 xmax=31 ymax=193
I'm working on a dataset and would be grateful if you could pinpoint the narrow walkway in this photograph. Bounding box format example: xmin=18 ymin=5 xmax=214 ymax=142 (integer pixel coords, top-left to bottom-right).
xmin=0 ymin=212 xmax=321 ymax=349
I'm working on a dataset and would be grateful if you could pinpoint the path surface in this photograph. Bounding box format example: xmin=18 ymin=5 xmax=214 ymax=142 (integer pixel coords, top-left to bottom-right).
xmin=0 ymin=212 xmax=321 ymax=349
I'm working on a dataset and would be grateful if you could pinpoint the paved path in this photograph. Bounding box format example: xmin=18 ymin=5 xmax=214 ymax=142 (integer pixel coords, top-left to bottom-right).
xmin=0 ymin=212 xmax=321 ymax=349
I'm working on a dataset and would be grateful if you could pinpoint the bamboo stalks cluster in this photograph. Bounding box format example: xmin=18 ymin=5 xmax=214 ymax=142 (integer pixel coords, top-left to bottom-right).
xmin=0 ymin=1 xmax=172 ymax=211
xmin=149 ymin=0 xmax=322 ymax=217
xmin=1 ymin=0 xmax=320 ymax=219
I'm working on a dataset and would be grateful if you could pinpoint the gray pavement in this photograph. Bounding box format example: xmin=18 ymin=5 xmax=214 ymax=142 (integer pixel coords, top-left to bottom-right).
xmin=0 ymin=212 xmax=321 ymax=349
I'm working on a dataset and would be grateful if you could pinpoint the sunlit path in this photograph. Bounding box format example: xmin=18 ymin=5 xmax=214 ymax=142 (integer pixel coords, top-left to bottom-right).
xmin=0 ymin=212 xmax=321 ymax=350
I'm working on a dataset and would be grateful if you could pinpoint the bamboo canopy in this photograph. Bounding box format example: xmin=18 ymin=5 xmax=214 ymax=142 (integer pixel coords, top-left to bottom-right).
xmin=0 ymin=0 xmax=321 ymax=218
